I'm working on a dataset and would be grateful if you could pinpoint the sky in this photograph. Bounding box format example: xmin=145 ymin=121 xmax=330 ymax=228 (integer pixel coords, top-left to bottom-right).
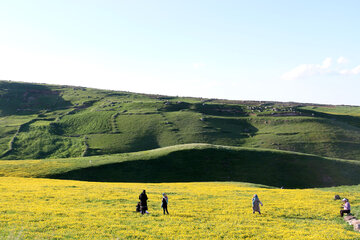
xmin=0 ymin=0 xmax=359 ymax=105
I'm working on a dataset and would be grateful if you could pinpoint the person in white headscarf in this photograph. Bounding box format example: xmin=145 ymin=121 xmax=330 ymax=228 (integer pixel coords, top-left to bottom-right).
xmin=252 ymin=194 xmax=263 ymax=214
xmin=340 ymin=198 xmax=351 ymax=217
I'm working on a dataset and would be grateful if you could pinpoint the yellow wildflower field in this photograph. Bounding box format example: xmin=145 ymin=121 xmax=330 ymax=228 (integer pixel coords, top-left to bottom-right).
xmin=0 ymin=177 xmax=358 ymax=239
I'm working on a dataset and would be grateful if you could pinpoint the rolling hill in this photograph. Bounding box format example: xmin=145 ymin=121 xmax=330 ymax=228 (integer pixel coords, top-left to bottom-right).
xmin=1 ymin=80 xmax=360 ymax=161
xmin=0 ymin=144 xmax=360 ymax=188
xmin=1 ymin=80 xmax=360 ymax=187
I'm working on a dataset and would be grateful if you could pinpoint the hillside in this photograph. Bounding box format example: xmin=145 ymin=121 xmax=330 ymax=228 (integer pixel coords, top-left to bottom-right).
xmin=1 ymin=81 xmax=360 ymax=239
xmin=1 ymin=80 xmax=360 ymax=161
xmin=0 ymin=144 xmax=360 ymax=188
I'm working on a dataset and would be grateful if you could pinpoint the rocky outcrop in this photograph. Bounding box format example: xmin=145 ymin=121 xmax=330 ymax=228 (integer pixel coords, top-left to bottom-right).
xmin=344 ymin=214 xmax=360 ymax=232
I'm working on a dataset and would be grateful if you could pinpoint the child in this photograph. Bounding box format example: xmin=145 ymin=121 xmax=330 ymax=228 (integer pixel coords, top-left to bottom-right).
xmin=161 ymin=193 xmax=169 ymax=214
xmin=136 ymin=202 xmax=141 ymax=212
xmin=252 ymin=194 xmax=263 ymax=214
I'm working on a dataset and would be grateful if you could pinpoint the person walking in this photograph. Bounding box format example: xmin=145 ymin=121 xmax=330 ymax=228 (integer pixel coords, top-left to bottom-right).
xmin=139 ymin=190 xmax=148 ymax=214
xmin=340 ymin=198 xmax=351 ymax=217
xmin=252 ymin=194 xmax=263 ymax=214
xmin=161 ymin=193 xmax=169 ymax=215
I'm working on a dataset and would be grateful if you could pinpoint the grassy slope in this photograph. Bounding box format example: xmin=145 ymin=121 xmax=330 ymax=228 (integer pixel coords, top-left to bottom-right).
xmin=301 ymin=105 xmax=360 ymax=116
xmin=318 ymin=184 xmax=360 ymax=224
xmin=244 ymin=116 xmax=360 ymax=160
xmin=1 ymin=144 xmax=360 ymax=188
xmin=1 ymin=81 xmax=360 ymax=161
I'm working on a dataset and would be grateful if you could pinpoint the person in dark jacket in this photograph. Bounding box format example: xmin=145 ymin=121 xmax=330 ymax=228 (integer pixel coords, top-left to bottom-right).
xmin=139 ymin=190 xmax=148 ymax=214
xmin=161 ymin=193 xmax=169 ymax=215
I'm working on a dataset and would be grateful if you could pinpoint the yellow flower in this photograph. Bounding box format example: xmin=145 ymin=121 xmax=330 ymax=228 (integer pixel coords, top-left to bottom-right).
xmin=0 ymin=177 xmax=358 ymax=239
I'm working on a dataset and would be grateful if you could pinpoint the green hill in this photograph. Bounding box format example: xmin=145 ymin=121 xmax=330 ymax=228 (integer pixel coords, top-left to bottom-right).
xmin=0 ymin=144 xmax=360 ymax=188
xmin=1 ymin=80 xmax=360 ymax=187
xmin=1 ymin=80 xmax=360 ymax=161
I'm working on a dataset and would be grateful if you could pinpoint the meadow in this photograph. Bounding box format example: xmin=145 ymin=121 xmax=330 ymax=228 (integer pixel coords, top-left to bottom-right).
xmin=1 ymin=81 xmax=360 ymax=239
xmin=0 ymin=177 xmax=359 ymax=240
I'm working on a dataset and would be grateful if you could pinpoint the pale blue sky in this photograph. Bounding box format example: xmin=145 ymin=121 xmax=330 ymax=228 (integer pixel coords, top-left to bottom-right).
xmin=1 ymin=0 xmax=359 ymax=105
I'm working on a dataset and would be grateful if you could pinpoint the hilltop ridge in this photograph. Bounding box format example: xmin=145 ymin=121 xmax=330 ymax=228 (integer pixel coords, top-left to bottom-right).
xmin=1 ymin=80 xmax=360 ymax=161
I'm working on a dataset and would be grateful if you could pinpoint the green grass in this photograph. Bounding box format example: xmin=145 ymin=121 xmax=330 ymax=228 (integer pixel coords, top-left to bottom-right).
xmin=317 ymin=184 xmax=360 ymax=219
xmin=301 ymin=105 xmax=360 ymax=116
xmin=0 ymin=144 xmax=360 ymax=188
xmin=0 ymin=81 xmax=71 ymax=116
xmin=1 ymin=80 xmax=360 ymax=162
xmin=56 ymin=111 xmax=114 ymax=135
xmin=299 ymin=106 xmax=360 ymax=129
xmin=5 ymin=124 xmax=84 ymax=159
xmin=86 ymin=113 xmax=180 ymax=154
xmin=243 ymin=116 xmax=360 ymax=160
xmin=0 ymin=136 xmax=12 ymax=154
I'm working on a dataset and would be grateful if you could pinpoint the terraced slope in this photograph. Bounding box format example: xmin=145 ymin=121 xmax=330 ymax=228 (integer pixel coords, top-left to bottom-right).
xmin=1 ymin=80 xmax=360 ymax=160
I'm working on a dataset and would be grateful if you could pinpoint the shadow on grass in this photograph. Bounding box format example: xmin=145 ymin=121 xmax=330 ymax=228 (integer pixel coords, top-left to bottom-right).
xmin=0 ymin=81 xmax=71 ymax=116
xmin=49 ymin=148 xmax=360 ymax=189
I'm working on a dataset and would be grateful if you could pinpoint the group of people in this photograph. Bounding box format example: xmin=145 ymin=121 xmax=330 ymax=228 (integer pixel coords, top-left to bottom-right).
xmin=136 ymin=191 xmax=352 ymax=218
xmin=136 ymin=191 xmax=264 ymax=215
xmin=252 ymin=194 xmax=353 ymax=217
xmin=251 ymin=194 xmax=353 ymax=217
xmin=137 ymin=190 xmax=169 ymax=215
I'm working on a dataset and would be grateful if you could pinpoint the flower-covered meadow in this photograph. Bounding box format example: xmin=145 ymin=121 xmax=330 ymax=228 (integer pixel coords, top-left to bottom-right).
xmin=0 ymin=177 xmax=358 ymax=239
